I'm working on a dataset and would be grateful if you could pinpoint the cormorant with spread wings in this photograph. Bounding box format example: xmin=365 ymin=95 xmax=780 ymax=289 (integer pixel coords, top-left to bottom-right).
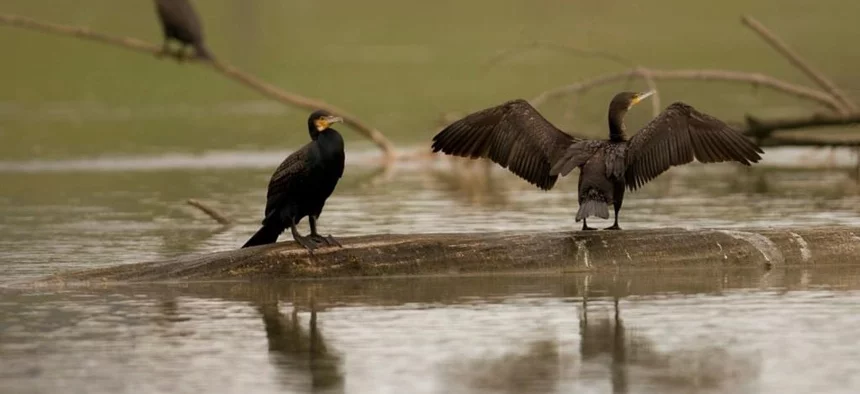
xmin=431 ymin=91 xmax=763 ymax=230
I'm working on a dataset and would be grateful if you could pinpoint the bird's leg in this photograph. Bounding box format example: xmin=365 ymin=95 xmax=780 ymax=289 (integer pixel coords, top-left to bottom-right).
xmin=605 ymin=201 xmax=622 ymax=230
xmin=582 ymin=218 xmax=597 ymax=231
xmin=289 ymin=218 xmax=317 ymax=253
xmin=605 ymin=213 xmax=622 ymax=230
xmin=173 ymin=44 xmax=188 ymax=62
xmin=308 ymin=216 xmax=342 ymax=247
xmin=156 ymin=39 xmax=171 ymax=59
xmin=606 ymin=186 xmax=624 ymax=230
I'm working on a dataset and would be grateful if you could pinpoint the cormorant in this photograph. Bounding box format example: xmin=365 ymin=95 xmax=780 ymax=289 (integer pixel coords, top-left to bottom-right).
xmin=431 ymin=91 xmax=763 ymax=230
xmin=154 ymin=0 xmax=213 ymax=60
xmin=243 ymin=110 xmax=346 ymax=250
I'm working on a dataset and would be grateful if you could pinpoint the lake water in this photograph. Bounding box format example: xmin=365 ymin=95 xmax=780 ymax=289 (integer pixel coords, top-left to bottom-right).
xmin=4 ymin=0 xmax=860 ymax=391
xmin=2 ymin=147 xmax=860 ymax=393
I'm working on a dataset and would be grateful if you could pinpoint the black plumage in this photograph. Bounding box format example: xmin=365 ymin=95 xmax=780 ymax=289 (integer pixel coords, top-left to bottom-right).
xmin=431 ymin=92 xmax=764 ymax=230
xmin=154 ymin=0 xmax=213 ymax=60
xmin=243 ymin=110 xmax=346 ymax=250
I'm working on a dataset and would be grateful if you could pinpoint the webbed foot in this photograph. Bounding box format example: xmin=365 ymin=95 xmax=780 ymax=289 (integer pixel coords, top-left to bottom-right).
xmin=310 ymin=234 xmax=343 ymax=248
xmin=605 ymin=224 xmax=622 ymax=230
xmin=294 ymin=234 xmax=318 ymax=253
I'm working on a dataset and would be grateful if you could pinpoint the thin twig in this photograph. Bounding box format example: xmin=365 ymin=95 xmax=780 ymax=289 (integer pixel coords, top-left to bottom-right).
xmin=0 ymin=14 xmax=396 ymax=161
xmin=741 ymin=15 xmax=857 ymax=114
xmin=484 ymin=40 xmax=633 ymax=71
xmin=187 ymin=199 xmax=232 ymax=225
xmin=529 ymin=68 xmax=843 ymax=112
xmin=636 ymin=67 xmax=661 ymax=116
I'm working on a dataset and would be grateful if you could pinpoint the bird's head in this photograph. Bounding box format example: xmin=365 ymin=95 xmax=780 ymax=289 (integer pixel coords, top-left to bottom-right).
xmin=610 ymin=90 xmax=655 ymax=112
xmin=307 ymin=110 xmax=344 ymax=139
xmin=607 ymin=90 xmax=655 ymax=139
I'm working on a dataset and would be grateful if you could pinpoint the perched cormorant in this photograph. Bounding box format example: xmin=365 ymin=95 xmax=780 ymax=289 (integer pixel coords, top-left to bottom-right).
xmin=431 ymin=91 xmax=763 ymax=230
xmin=243 ymin=110 xmax=346 ymax=250
xmin=153 ymin=0 xmax=213 ymax=60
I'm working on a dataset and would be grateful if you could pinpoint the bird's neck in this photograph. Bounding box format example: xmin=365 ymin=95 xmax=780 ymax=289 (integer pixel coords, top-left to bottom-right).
xmin=608 ymin=110 xmax=627 ymax=142
xmin=315 ymin=129 xmax=345 ymax=156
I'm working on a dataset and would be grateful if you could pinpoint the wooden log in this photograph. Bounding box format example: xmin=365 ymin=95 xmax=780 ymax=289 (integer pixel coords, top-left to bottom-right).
xmin=38 ymin=227 xmax=860 ymax=283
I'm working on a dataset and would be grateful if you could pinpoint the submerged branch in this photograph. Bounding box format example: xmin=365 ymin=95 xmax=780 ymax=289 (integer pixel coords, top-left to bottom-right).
xmin=529 ymin=68 xmax=843 ymax=112
xmin=741 ymin=15 xmax=857 ymax=114
xmin=0 ymin=14 xmax=396 ymax=161
xmin=186 ymin=199 xmax=233 ymax=225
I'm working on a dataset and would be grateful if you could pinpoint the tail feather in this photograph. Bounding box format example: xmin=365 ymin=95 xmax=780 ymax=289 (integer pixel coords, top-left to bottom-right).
xmin=576 ymin=189 xmax=610 ymax=222
xmin=242 ymin=224 xmax=282 ymax=248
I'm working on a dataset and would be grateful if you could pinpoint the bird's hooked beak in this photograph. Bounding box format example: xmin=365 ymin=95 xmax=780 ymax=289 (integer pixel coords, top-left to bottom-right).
xmin=630 ymin=90 xmax=656 ymax=107
xmin=315 ymin=115 xmax=344 ymax=131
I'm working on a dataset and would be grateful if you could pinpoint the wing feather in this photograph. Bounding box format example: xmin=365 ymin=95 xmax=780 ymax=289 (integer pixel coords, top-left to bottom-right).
xmin=431 ymin=99 xmax=578 ymax=190
xmin=264 ymin=144 xmax=311 ymax=218
xmin=625 ymin=102 xmax=764 ymax=190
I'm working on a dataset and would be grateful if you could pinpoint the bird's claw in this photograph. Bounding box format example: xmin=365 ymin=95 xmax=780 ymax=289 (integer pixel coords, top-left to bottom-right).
xmin=310 ymin=234 xmax=342 ymax=248
xmin=581 ymin=226 xmax=597 ymax=231
xmin=605 ymin=224 xmax=622 ymax=230
xmin=324 ymin=235 xmax=343 ymax=248
xmin=294 ymin=235 xmax=318 ymax=254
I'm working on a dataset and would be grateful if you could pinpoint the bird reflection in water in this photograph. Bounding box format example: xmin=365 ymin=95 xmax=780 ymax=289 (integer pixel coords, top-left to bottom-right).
xmin=580 ymin=297 xmax=632 ymax=393
xmin=579 ymin=292 xmax=762 ymax=393
xmin=257 ymin=301 xmax=344 ymax=393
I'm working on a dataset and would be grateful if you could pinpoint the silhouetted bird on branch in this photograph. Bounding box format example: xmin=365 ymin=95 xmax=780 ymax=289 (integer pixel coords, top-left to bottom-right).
xmin=153 ymin=0 xmax=214 ymax=61
xmin=432 ymin=91 xmax=763 ymax=230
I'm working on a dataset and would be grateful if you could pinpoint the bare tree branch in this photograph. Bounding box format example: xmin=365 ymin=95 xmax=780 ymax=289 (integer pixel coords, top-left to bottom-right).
xmin=186 ymin=199 xmax=232 ymax=225
xmin=484 ymin=40 xmax=634 ymax=71
xmin=757 ymin=136 xmax=860 ymax=147
xmin=636 ymin=67 xmax=661 ymax=117
xmin=0 ymin=14 xmax=396 ymax=161
xmin=741 ymin=15 xmax=857 ymax=114
xmin=529 ymin=68 xmax=844 ymax=112
xmin=744 ymin=113 xmax=860 ymax=138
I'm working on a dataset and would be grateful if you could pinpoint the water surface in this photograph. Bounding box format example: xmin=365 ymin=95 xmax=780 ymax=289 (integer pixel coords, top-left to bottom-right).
xmin=1 ymin=149 xmax=859 ymax=393
xmin=4 ymin=269 xmax=860 ymax=394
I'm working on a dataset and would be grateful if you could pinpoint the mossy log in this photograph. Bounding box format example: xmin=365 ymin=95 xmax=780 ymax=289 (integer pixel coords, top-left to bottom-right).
xmin=39 ymin=226 xmax=860 ymax=283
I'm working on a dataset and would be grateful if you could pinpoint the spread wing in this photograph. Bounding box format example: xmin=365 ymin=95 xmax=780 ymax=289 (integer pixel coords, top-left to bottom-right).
xmin=264 ymin=145 xmax=311 ymax=219
xmin=625 ymin=102 xmax=764 ymax=190
xmin=431 ymin=99 xmax=579 ymax=190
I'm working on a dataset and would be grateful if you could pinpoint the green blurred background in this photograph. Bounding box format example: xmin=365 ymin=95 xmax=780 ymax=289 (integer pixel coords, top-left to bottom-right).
xmin=1 ymin=0 xmax=858 ymax=160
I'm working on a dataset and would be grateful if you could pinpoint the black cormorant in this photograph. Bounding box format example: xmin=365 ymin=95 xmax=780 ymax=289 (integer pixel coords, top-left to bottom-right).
xmin=431 ymin=91 xmax=763 ymax=230
xmin=154 ymin=0 xmax=213 ymax=60
xmin=243 ymin=110 xmax=346 ymax=250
